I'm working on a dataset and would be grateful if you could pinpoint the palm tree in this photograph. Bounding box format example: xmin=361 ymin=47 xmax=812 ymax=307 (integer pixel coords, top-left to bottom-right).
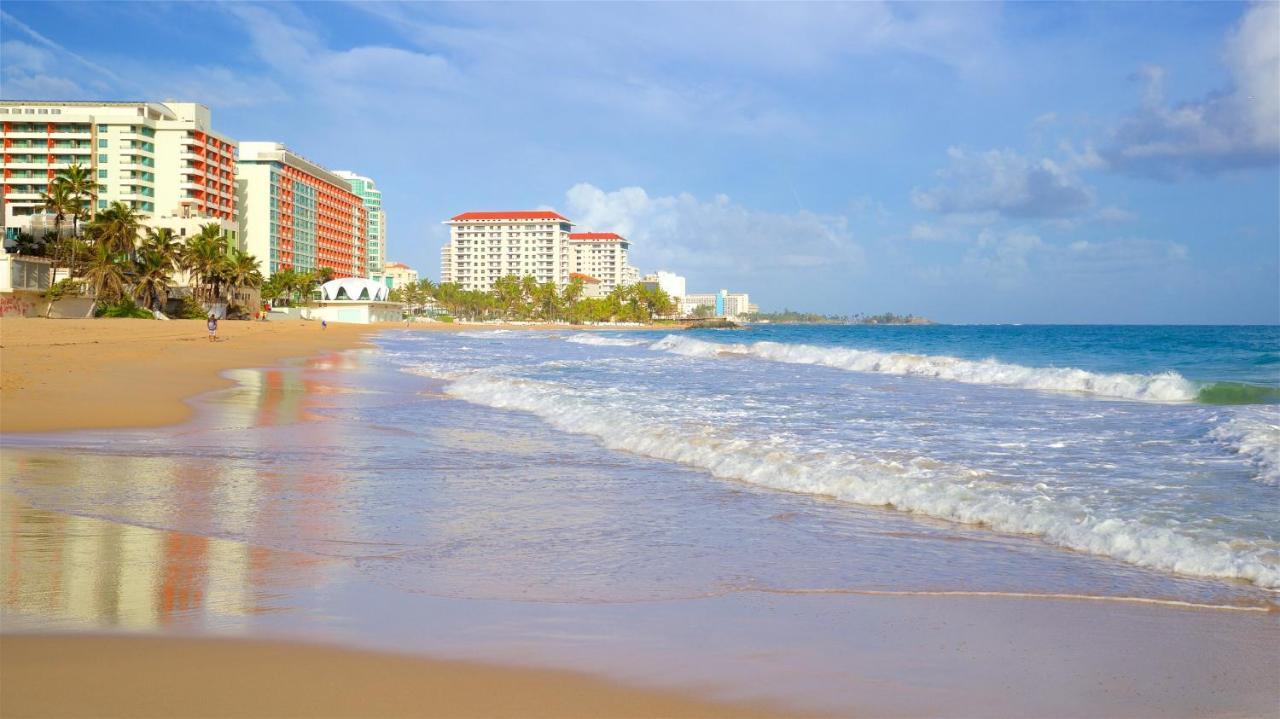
xmin=58 ymin=163 xmax=96 ymax=237
xmin=140 ymin=227 xmax=182 ymax=270
xmin=181 ymin=224 xmax=227 ymax=302
xmin=88 ymin=202 xmax=141 ymax=257
xmin=132 ymin=249 xmax=173 ymax=312
xmin=83 ymin=242 xmax=126 ymax=308
xmin=40 ymin=182 xmax=73 ymax=282
xmin=223 ymin=249 xmax=264 ymax=307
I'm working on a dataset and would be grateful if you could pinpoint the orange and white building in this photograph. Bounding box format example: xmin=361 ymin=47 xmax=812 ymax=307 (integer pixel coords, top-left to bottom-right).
xmin=440 ymin=210 xmax=574 ymax=291
xmin=237 ymin=142 xmax=367 ymax=279
xmin=1 ymin=101 xmax=236 ymax=234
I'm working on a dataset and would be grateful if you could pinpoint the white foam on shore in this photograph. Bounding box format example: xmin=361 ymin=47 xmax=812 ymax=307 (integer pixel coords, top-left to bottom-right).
xmin=650 ymin=335 xmax=1200 ymax=402
xmin=444 ymin=372 xmax=1280 ymax=589
xmin=1210 ymin=409 xmax=1280 ymax=486
xmin=566 ymin=334 xmax=650 ymax=347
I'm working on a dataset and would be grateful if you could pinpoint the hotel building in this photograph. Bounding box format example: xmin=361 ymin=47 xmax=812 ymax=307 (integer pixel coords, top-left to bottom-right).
xmin=333 ymin=170 xmax=385 ymax=278
xmin=568 ymin=232 xmax=639 ymax=294
xmin=237 ymin=142 xmax=367 ymax=279
xmin=440 ymin=210 xmax=574 ymax=291
xmin=1 ymin=101 xmax=236 ymax=233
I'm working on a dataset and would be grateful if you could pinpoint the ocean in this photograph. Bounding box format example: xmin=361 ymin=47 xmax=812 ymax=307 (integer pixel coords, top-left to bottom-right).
xmin=396 ymin=324 xmax=1280 ymax=598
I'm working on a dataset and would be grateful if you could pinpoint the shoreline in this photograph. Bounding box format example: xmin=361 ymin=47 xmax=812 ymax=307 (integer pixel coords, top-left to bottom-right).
xmin=0 ymin=634 xmax=791 ymax=719
xmin=0 ymin=317 xmax=662 ymax=434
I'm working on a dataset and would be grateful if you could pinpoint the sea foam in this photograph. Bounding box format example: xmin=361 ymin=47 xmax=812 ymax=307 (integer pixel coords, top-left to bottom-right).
xmin=651 ymin=335 xmax=1200 ymax=402
xmin=566 ymin=334 xmax=650 ymax=347
xmin=444 ymin=372 xmax=1280 ymax=589
xmin=1210 ymin=409 xmax=1280 ymax=486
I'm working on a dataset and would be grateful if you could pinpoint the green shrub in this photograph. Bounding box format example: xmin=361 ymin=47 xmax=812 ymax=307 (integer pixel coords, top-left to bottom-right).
xmin=438 ymin=315 xmax=455 ymax=323
xmin=175 ymin=296 xmax=207 ymax=319
xmin=96 ymin=298 xmax=153 ymax=319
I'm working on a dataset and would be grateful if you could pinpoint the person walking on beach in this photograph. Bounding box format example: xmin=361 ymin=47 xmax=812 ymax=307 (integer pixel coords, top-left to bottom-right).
xmin=321 ymin=319 xmax=328 ymax=330
xmin=207 ymin=314 xmax=218 ymax=342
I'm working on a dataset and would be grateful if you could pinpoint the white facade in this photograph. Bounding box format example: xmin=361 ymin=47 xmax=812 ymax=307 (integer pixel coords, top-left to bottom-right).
xmin=567 ymin=232 xmax=640 ymax=294
xmin=333 ymin=170 xmax=385 ymax=277
xmin=641 ymin=271 xmax=686 ymax=303
xmin=1 ymin=101 xmax=236 ymax=231
xmin=441 ymin=211 xmax=574 ymax=291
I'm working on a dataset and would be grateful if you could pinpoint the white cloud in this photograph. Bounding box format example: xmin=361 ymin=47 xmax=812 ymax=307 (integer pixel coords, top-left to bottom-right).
xmin=563 ymin=183 xmax=862 ymax=280
xmin=1103 ymin=2 xmax=1279 ymax=178
xmin=913 ymin=147 xmax=1096 ymax=218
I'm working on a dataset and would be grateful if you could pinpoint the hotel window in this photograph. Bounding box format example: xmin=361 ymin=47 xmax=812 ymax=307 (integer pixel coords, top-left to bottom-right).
xmin=98 ymin=139 xmax=108 ymax=148
xmin=98 ymin=169 xmax=107 ymax=178
xmin=97 ymin=199 xmax=107 ymax=209
xmin=98 ymin=154 xmax=107 ymax=163
xmin=98 ymin=124 xmax=107 ymax=133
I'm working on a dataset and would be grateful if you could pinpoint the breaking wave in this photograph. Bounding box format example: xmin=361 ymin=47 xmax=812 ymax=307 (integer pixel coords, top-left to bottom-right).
xmin=566 ymin=334 xmax=650 ymax=347
xmin=444 ymin=372 xmax=1280 ymax=589
xmin=1210 ymin=410 xmax=1280 ymax=486
xmin=651 ymin=335 xmax=1201 ymax=402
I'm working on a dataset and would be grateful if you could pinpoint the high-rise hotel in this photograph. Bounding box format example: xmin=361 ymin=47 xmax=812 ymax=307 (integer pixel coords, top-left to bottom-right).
xmin=334 ymin=171 xmax=385 ymax=278
xmin=1 ymin=101 xmax=236 ymax=230
xmin=237 ymin=142 xmax=367 ymax=279
xmin=440 ymin=210 xmax=575 ymax=291
xmin=440 ymin=211 xmax=638 ymax=293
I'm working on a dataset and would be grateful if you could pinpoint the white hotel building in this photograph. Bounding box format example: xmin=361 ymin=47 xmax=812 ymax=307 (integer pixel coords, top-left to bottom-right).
xmin=440 ymin=211 xmax=639 ymax=293
xmin=1 ymin=101 xmax=236 ymax=233
xmin=440 ymin=210 xmax=574 ymax=291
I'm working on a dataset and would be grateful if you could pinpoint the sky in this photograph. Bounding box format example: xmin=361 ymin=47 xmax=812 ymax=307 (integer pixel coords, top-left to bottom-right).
xmin=2 ymin=1 xmax=1277 ymax=323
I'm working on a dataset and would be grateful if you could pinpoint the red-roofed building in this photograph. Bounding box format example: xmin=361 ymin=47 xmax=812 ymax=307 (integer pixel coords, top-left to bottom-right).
xmin=568 ymin=232 xmax=637 ymax=293
xmin=568 ymin=272 xmax=606 ymax=299
xmin=441 ymin=210 xmax=575 ymax=291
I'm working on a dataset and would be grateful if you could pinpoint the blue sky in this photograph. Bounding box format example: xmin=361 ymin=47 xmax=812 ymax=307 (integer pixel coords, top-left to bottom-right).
xmin=3 ymin=1 xmax=1277 ymax=323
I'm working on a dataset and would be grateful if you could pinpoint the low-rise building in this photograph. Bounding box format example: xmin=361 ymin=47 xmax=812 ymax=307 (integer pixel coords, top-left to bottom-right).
xmin=570 ymin=272 xmax=606 ymax=299
xmin=306 ymin=277 xmax=402 ymax=324
xmin=376 ymin=261 xmax=418 ymax=290
xmin=683 ymin=289 xmax=751 ymax=318
xmin=568 ymin=232 xmax=638 ymax=294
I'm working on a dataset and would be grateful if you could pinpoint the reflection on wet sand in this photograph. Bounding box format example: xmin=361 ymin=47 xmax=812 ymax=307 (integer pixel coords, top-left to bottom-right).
xmin=1 ymin=494 xmax=333 ymax=631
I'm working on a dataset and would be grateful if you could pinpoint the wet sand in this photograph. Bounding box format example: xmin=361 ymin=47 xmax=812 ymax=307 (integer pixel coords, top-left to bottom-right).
xmin=0 ymin=634 xmax=786 ymax=719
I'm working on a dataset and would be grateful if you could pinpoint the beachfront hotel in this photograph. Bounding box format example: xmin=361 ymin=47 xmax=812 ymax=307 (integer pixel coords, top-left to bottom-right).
xmin=683 ymin=289 xmax=754 ymax=318
xmin=440 ymin=211 xmax=642 ymax=293
xmin=567 ymin=232 xmax=639 ymax=294
xmin=333 ymin=170 xmax=385 ymax=278
xmin=378 ymin=261 xmax=418 ymax=289
xmin=440 ymin=210 xmax=575 ymax=291
xmin=0 ymin=101 xmax=236 ymax=234
xmin=236 ymin=142 xmax=367 ymax=279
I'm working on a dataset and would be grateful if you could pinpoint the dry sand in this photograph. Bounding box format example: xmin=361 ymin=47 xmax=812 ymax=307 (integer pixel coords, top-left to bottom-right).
xmin=0 ymin=317 xmax=653 ymax=434
xmin=0 ymin=318 xmax=376 ymax=433
xmin=0 ymin=634 xmax=787 ymax=718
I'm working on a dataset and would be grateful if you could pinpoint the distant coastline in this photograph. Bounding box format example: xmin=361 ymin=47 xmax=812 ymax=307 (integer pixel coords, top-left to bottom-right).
xmin=744 ymin=311 xmax=935 ymax=325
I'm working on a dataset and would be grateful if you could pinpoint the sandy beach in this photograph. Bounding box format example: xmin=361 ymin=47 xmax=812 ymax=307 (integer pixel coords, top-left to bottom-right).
xmin=0 ymin=318 xmax=652 ymax=434
xmin=1 ymin=317 xmax=798 ymax=719
xmin=3 ymin=318 xmax=1277 ymax=718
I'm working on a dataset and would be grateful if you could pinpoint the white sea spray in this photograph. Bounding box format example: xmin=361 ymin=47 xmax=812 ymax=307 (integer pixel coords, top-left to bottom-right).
xmin=1210 ymin=409 xmax=1280 ymax=486
xmin=651 ymin=335 xmax=1200 ymax=402
xmin=445 ymin=372 xmax=1280 ymax=589
xmin=566 ymin=334 xmax=650 ymax=347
